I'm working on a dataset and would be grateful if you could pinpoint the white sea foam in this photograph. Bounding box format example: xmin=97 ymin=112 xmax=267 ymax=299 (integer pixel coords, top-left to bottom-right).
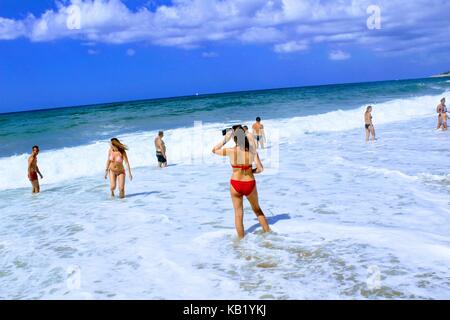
xmin=1 ymin=96 xmax=450 ymax=299
xmin=0 ymin=91 xmax=448 ymax=191
xmin=270 ymin=90 xmax=448 ymax=142
xmin=419 ymin=173 xmax=450 ymax=184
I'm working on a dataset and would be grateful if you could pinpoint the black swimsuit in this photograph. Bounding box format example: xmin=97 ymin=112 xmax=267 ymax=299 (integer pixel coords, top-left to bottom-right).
xmin=365 ymin=115 xmax=372 ymax=129
xmin=156 ymin=151 xmax=167 ymax=163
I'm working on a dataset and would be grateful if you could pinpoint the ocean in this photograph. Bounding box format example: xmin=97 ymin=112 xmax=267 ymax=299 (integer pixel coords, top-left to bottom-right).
xmin=0 ymin=77 xmax=450 ymax=299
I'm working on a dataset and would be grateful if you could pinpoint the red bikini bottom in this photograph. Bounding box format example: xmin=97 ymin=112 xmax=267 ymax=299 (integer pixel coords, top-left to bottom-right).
xmin=29 ymin=171 xmax=38 ymax=181
xmin=230 ymin=180 xmax=256 ymax=196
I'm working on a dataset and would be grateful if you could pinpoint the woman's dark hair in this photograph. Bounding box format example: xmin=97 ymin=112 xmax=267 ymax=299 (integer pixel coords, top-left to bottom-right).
xmin=233 ymin=128 xmax=250 ymax=152
xmin=32 ymin=145 xmax=39 ymax=151
xmin=256 ymin=117 xmax=261 ymax=122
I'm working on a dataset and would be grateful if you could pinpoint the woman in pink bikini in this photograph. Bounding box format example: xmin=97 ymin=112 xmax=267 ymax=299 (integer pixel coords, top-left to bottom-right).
xmin=105 ymin=138 xmax=132 ymax=198
xmin=212 ymin=126 xmax=270 ymax=239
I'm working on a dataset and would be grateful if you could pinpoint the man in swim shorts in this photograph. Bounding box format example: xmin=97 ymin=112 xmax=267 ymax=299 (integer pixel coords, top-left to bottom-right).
xmin=252 ymin=117 xmax=266 ymax=149
xmin=28 ymin=145 xmax=43 ymax=193
xmin=154 ymin=131 xmax=168 ymax=167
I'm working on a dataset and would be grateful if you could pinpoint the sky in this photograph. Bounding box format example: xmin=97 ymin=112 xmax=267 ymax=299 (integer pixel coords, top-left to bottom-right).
xmin=0 ymin=0 xmax=450 ymax=113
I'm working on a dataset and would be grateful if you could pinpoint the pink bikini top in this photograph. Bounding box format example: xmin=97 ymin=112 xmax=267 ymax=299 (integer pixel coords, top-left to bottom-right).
xmin=110 ymin=152 xmax=123 ymax=164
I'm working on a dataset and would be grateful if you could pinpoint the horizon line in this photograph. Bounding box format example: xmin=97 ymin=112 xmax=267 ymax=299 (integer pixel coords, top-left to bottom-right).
xmin=0 ymin=75 xmax=433 ymax=116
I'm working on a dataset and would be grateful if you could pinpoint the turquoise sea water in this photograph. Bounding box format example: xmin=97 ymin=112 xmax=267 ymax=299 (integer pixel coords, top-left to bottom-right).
xmin=1 ymin=77 xmax=448 ymax=157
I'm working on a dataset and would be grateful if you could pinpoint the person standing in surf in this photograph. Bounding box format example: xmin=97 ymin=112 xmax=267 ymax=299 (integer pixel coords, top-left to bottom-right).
xmin=154 ymin=131 xmax=167 ymax=168
xmin=28 ymin=145 xmax=43 ymax=194
xmin=212 ymin=126 xmax=270 ymax=239
xmin=105 ymin=138 xmax=132 ymax=198
xmin=252 ymin=117 xmax=266 ymax=149
xmin=364 ymin=106 xmax=376 ymax=141
xmin=436 ymin=98 xmax=447 ymax=130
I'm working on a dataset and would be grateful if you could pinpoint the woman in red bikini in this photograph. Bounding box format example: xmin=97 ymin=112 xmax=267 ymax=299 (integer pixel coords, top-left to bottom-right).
xmin=105 ymin=138 xmax=132 ymax=198
xmin=212 ymin=126 xmax=270 ymax=239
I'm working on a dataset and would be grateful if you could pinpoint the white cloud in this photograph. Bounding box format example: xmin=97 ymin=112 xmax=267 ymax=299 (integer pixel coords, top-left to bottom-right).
xmin=0 ymin=0 xmax=449 ymax=56
xmin=0 ymin=17 xmax=27 ymax=40
xmin=274 ymin=41 xmax=308 ymax=53
xmin=126 ymin=48 xmax=136 ymax=56
xmin=239 ymin=27 xmax=284 ymax=43
xmin=329 ymin=50 xmax=351 ymax=60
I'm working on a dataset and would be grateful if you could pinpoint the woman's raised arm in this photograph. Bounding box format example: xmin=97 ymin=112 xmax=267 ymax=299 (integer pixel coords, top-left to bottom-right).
xmin=212 ymin=130 xmax=233 ymax=156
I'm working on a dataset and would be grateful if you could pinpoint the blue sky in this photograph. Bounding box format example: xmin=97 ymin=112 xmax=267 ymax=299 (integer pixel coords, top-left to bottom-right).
xmin=1 ymin=0 xmax=449 ymax=113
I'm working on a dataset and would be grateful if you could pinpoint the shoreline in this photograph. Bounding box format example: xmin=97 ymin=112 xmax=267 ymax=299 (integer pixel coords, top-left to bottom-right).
xmin=430 ymin=73 xmax=450 ymax=78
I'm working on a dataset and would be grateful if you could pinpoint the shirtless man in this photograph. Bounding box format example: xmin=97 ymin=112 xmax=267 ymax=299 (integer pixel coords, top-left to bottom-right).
xmin=28 ymin=145 xmax=43 ymax=193
xmin=252 ymin=117 xmax=266 ymax=149
xmin=154 ymin=131 xmax=167 ymax=167
xmin=436 ymin=98 xmax=446 ymax=129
